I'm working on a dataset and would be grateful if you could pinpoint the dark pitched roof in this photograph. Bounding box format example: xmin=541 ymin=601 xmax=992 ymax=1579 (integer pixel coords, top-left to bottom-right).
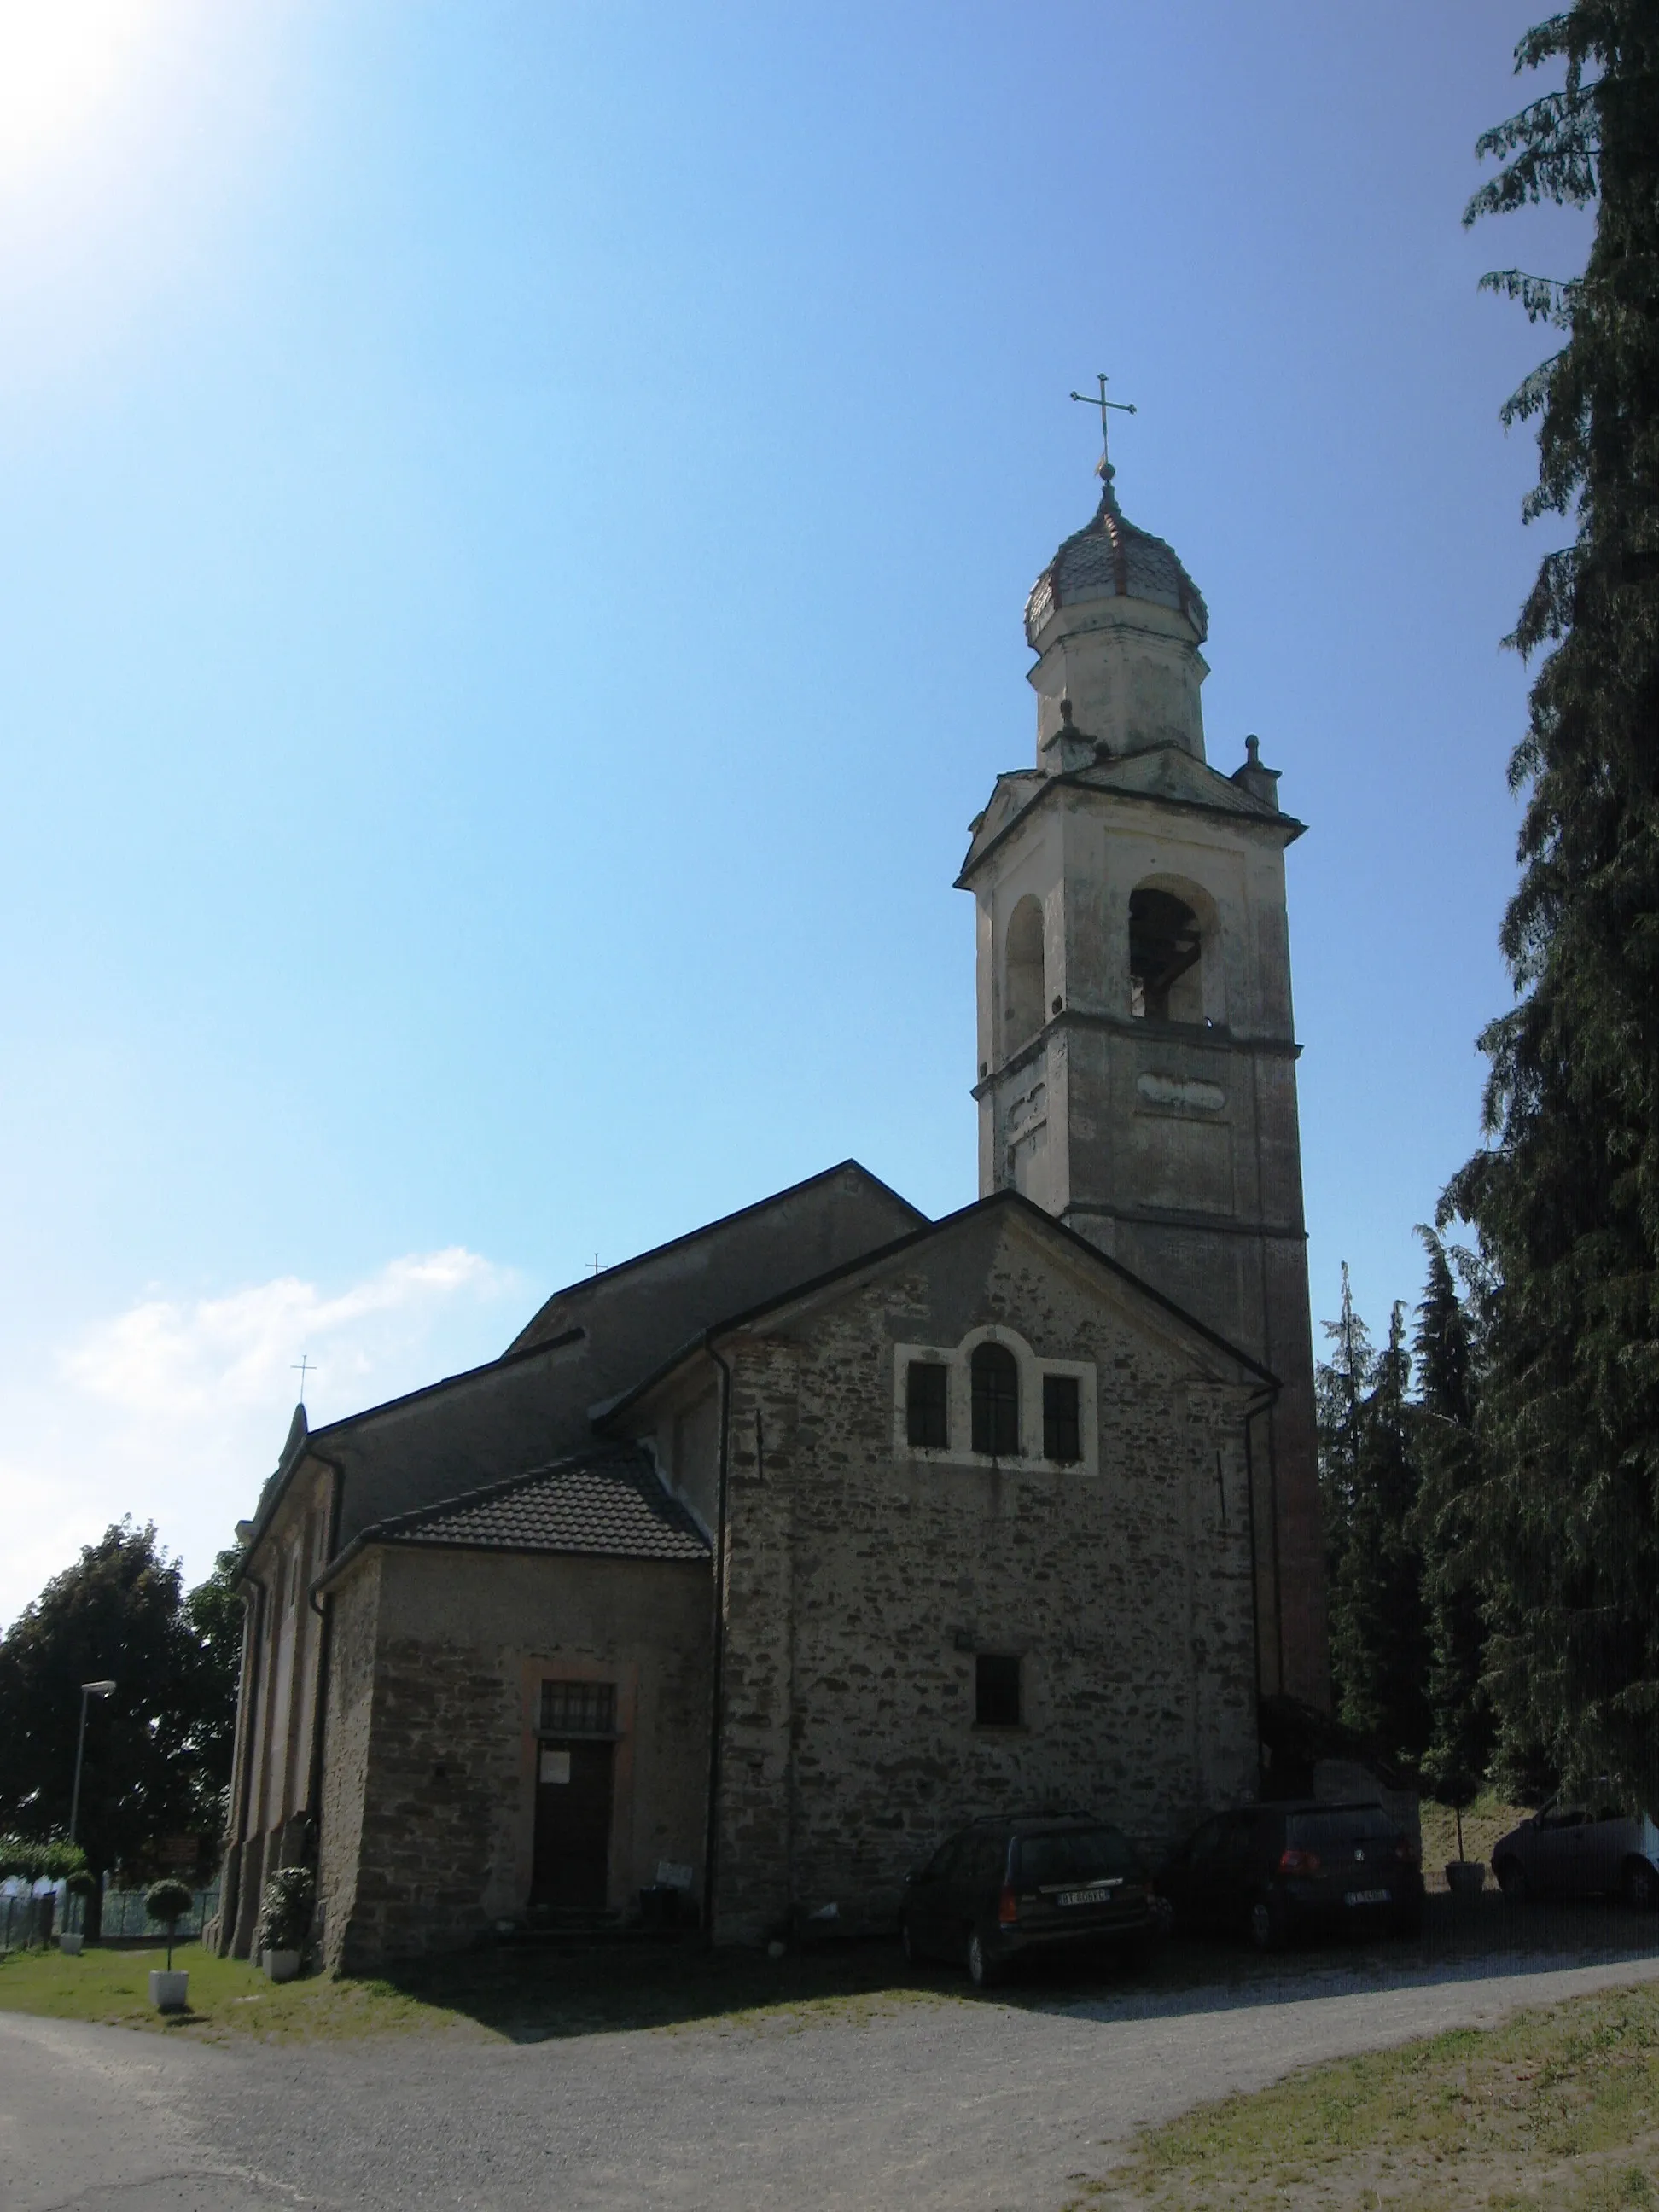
xmin=599 ymin=1187 xmax=1278 ymax=1428
xmin=505 ymin=1159 xmax=925 ymax=1362
xmin=243 ymin=1325 xmax=591 ymax=1557
xmin=241 ymin=1161 xmax=925 ymax=1573
xmin=319 ymin=1445 xmax=710 ymax=1585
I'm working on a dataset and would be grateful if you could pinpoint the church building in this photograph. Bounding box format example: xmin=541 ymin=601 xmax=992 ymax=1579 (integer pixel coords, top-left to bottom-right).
xmin=217 ymin=434 xmax=1327 ymax=1973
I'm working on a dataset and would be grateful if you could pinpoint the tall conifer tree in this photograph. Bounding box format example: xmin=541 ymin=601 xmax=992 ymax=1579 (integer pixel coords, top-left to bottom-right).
xmin=1411 ymin=1230 xmax=1494 ymax=1832
xmin=1447 ymin=2 xmax=1659 ymax=1804
xmin=1316 ymin=1264 xmax=1372 ymax=1586
xmin=1332 ymin=1304 xmax=1431 ymax=1765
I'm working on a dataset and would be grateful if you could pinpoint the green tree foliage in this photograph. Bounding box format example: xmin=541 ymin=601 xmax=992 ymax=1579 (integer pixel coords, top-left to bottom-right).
xmin=1316 ymin=1263 xmax=1372 ymax=1581
xmin=1447 ymin=1 xmax=1659 ymax=1807
xmin=178 ymin=1546 xmax=245 ymax=1830
xmin=1318 ymin=1280 xmax=1431 ymax=1768
xmin=1410 ymin=1230 xmax=1496 ymax=1825
xmin=0 ymin=1836 xmax=85 ymax=1883
xmin=0 ymin=1524 xmax=242 ymax=1926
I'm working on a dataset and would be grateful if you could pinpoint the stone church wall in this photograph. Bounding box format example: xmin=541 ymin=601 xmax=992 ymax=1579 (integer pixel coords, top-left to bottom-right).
xmin=319 ymin=1545 xmax=711 ymax=1973
xmin=314 ymin=1550 xmax=381 ymax=1972
xmin=707 ymin=1208 xmax=1260 ymax=1944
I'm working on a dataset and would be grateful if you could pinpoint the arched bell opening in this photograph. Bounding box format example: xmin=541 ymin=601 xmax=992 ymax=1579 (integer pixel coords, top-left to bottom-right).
xmin=1129 ymin=886 xmax=1206 ymax=1023
xmin=1003 ymin=895 xmax=1045 ymax=1056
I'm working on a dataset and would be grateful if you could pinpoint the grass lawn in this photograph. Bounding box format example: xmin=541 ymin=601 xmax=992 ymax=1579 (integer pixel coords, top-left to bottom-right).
xmin=1071 ymin=1979 xmax=1659 ymax=2210
xmin=0 ymin=1941 xmax=458 ymax=2041
xmin=0 ymin=1934 xmax=958 ymax=2044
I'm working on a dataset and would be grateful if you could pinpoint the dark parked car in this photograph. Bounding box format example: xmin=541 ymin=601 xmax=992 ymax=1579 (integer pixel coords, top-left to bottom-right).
xmin=1156 ymin=1800 xmax=1423 ymax=1951
xmin=1491 ymin=1802 xmax=1659 ymax=1909
xmin=900 ymin=1813 xmax=1155 ymax=1987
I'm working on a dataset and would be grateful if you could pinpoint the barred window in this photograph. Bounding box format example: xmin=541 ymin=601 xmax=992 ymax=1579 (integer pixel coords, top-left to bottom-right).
xmin=975 ymin=1652 xmax=1022 ymax=1728
xmin=906 ymin=1359 xmax=948 ymax=1449
xmin=970 ymin=1342 xmax=1020 ymax=1457
xmin=538 ymin=1680 xmax=616 ymax=1736
xmin=1043 ymin=1373 xmax=1081 ymax=1464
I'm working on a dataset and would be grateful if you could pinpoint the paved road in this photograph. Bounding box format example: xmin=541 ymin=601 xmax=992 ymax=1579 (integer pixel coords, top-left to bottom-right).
xmin=6 ymin=1946 xmax=1659 ymax=2212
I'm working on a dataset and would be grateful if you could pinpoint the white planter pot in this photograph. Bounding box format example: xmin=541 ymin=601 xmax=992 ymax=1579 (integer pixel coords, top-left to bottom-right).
xmin=149 ymin=1969 xmax=189 ymax=2011
xmin=264 ymin=1949 xmax=300 ymax=1982
xmin=58 ymin=1933 xmax=84 ymax=1956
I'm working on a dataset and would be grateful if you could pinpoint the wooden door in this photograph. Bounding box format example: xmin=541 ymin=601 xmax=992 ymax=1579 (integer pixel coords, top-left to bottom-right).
xmin=532 ymin=1740 xmax=614 ymax=1907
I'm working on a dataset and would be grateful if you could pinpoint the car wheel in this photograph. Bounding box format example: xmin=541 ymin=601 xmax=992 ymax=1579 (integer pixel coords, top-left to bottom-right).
xmin=1249 ymin=1896 xmax=1285 ymax=1953
xmin=1497 ymin=1858 xmax=1528 ymax=1905
xmin=1622 ymin=1859 xmax=1659 ymax=1912
xmin=966 ymin=1929 xmax=1000 ymax=1989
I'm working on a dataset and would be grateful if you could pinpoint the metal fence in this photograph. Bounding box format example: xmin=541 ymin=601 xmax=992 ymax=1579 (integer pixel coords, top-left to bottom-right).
xmin=0 ymin=1892 xmax=55 ymax=1954
xmin=0 ymin=1880 xmax=220 ymax=1952
xmin=71 ymin=1882 xmax=221 ymax=1941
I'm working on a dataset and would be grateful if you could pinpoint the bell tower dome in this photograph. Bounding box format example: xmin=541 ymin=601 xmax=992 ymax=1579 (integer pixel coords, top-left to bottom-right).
xmin=1024 ymin=455 xmax=1211 ymax=768
xmin=957 ymin=432 xmax=1328 ymax=1709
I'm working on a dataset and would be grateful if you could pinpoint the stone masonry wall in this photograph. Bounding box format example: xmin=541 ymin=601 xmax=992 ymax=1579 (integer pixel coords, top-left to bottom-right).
xmin=708 ymin=1205 xmax=1260 ymax=1942
xmin=326 ymin=1545 xmax=711 ymax=1973
xmin=315 ymin=1551 xmax=381 ymax=1973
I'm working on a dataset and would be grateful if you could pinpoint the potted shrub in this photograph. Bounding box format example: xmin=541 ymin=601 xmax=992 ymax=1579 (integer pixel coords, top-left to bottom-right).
xmin=1432 ymin=1779 xmax=1489 ymax=1898
xmin=257 ymin=1866 xmax=314 ymax=1982
xmin=145 ymin=1877 xmax=195 ymax=2010
xmin=1423 ymin=1721 xmax=1490 ymax=1901
xmin=60 ymin=1870 xmax=96 ymax=1955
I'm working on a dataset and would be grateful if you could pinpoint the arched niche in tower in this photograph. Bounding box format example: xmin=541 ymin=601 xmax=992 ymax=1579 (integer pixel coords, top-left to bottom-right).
xmin=1128 ymin=874 xmax=1223 ymax=1026
xmin=1003 ymin=894 xmax=1045 ymax=1056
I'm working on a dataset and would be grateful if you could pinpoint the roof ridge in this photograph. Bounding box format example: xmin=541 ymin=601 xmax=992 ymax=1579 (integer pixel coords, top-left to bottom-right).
xmin=505 ymin=1158 xmax=926 ymax=1353
xmin=598 ymin=1189 xmax=1278 ymax=1429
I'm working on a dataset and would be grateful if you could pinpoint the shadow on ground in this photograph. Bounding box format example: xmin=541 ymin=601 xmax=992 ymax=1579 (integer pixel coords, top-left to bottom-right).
xmin=380 ymin=1934 xmax=958 ymax=2042
xmin=377 ymin=1892 xmax=1659 ymax=2044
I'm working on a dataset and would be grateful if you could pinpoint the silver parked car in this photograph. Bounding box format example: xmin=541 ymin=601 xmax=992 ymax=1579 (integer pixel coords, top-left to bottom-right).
xmin=1491 ymin=1800 xmax=1659 ymax=1909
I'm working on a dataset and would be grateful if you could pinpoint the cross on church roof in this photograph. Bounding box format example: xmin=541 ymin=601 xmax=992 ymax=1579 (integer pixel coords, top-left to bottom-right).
xmin=1068 ymin=371 xmax=1137 ymax=480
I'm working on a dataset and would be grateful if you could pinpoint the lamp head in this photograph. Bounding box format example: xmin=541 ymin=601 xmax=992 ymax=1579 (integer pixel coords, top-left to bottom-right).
xmin=82 ymin=1679 xmax=116 ymax=1696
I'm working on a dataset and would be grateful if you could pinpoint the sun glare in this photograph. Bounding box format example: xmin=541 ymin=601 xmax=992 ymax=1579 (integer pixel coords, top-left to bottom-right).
xmin=0 ymin=1 xmax=163 ymax=185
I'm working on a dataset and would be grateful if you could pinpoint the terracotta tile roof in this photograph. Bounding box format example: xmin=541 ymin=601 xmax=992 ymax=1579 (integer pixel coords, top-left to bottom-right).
xmin=363 ymin=1445 xmax=709 ymax=1564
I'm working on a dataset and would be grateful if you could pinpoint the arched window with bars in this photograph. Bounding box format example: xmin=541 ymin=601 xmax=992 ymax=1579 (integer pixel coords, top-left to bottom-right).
xmin=969 ymin=1341 xmax=1020 ymax=1457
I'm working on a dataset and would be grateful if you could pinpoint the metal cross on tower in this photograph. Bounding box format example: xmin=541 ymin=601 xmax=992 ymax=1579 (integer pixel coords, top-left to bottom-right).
xmin=292 ymin=1353 xmax=316 ymax=1405
xmin=1069 ymin=371 xmax=1137 ymax=475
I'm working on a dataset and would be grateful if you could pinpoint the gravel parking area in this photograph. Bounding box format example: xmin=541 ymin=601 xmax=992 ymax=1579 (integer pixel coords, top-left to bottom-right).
xmin=5 ymin=1906 xmax=1658 ymax=2212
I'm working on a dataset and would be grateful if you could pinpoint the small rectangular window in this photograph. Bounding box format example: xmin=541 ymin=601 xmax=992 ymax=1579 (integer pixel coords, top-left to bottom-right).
xmin=975 ymin=1652 xmax=1022 ymax=1728
xmin=1043 ymin=1373 xmax=1081 ymax=1463
xmin=539 ymin=1680 xmax=616 ymax=1736
xmin=906 ymin=1359 xmax=949 ymax=1448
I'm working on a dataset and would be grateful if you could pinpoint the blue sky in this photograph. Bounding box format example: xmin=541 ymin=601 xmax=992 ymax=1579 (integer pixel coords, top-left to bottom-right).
xmin=0 ymin=1 xmax=1587 ymax=1622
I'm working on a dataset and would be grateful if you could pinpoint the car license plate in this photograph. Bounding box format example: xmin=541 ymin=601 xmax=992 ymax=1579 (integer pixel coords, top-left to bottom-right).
xmin=1057 ymin=1888 xmax=1107 ymax=1907
xmin=1345 ymin=1888 xmax=1391 ymax=1906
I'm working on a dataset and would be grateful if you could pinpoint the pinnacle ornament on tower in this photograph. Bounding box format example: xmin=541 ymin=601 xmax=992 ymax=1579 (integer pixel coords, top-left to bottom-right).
xmin=1027 ymin=385 xmax=1210 ymax=769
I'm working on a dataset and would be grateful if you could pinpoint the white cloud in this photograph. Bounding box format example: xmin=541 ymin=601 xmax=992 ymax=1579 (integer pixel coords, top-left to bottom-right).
xmin=1 ymin=1249 xmax=523 ymax=1630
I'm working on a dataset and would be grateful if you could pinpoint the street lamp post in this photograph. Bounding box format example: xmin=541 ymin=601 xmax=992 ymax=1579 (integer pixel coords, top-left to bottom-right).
xmin=68 ymin=1679 xmax=116 ymax=1846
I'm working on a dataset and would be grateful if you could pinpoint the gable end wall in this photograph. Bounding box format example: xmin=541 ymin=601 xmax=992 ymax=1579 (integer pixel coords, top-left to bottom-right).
xmin=709 ymin=1219 xmax=1259 ymax=1941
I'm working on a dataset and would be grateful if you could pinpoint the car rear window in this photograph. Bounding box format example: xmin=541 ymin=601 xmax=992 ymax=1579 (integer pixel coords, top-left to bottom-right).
xmin=1285 ymin=1807 xmax=1400 ymax=1853
xmin=1016 ymin=1826 xmax=1140 ymax=1887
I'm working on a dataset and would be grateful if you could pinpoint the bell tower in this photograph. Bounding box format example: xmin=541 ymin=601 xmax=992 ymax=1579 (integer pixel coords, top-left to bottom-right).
xmin=957 ymin=422 xmax=1327 ymax=1708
